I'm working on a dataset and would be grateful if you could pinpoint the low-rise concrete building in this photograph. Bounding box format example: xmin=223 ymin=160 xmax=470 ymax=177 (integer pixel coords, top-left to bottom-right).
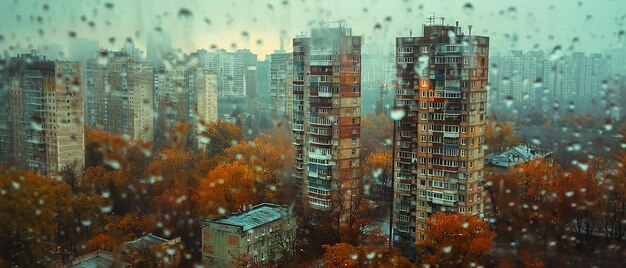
xmin=485 ymin=144 xmax=553 ymax=173
xmin=202 ymin=203 xmax=296 ymax=267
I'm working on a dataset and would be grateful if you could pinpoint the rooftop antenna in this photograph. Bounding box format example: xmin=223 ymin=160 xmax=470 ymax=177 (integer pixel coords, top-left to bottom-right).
xmin=440 ymin=17 xmax=445 ymax=25
xmin=468 ymin=25 xmax=473 ymax=36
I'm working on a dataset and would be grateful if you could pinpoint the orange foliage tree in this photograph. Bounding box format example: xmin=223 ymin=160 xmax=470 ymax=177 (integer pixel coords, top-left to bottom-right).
xmin=486 ymin=154 xmax=625 ymax=266
xmin=198 ymin=120 xmax=245 ymax=158
xmin=195 ymin=161 xmax=257 ymax=217
xmin=484 ymin=118 xmax=521 ymax=153
xmin=0 ymin=166 xmax=70 ymax=266
xmin=363 ymin=149 xmax=393 ymax=201
xmin=322 ymin=242 xmax=413 ymax=268
xmin=420 ymin=213 xmax=494 ymax=267
xmin=361 ymin=113 xmax=392 ymax=161
xmin=223 ymin=131 xmax=294 ymax=202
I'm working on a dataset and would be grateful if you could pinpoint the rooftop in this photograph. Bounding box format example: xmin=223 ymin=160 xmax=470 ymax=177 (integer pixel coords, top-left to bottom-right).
xmin=485 ymin=144 xmax=553 ymax=168
xmin=70 ymin=250 xmax=129 ymax=268
xmin=206 ymin=203 xmax=291 ymax=232
xmin=123 ymin=233 xmax=169 ymax=249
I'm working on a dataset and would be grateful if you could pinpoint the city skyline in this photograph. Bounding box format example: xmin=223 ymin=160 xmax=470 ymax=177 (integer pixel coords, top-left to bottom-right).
xmin=1 ymin=0 xmax=625 ymax=60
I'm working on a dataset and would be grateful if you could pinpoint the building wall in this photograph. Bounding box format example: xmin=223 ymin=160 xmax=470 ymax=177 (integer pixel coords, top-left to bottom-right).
xmin=392 ymin=23 xmax=489 ymax=243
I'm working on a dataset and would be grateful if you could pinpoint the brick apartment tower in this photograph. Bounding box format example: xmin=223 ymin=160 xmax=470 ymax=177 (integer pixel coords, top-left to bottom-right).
xmin=2 ymin=54 xmax=85 ymax=177
xmin=392 ymin=19 xmax=489 ymax=243
xmin=292 ymin=22 xmax=362 ymax=210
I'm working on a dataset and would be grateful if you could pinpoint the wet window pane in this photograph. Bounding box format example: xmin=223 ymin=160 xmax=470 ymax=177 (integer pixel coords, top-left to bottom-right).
xmin=0 ymin=0 xmax=624 ymax=267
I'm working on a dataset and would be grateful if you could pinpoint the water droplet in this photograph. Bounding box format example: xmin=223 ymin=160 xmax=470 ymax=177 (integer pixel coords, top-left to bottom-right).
xmin=604 ymin=124 xmax=613 ymax=131
xmin=176 ymin=195 xmax=187 ymax=204
xmin=548 ymin=241 xmax=557 ymax=247
xmin=463 ymin=3 xmax=474 ymax=14
xmin=104 ymin=159 xmax=120 ymax=170
xmin=198 ymin=135 xmax=210 ymax=144
xmin=504 ymin=96 xmax=514 ymax=107
xmin=442 ymin=246 xmax=452 ymax=253
xmin=104 ymin=2 xmax=114 ymax=9
xmin=372 ymin=168 xmax=383 ymax=178
xmin=102 ymin=191 xmax=110 ymax=198
xmin=366 ymin=252 xmax=376 ymax=259
xmin=565 ymin=191 xmax=574 ymax=197
xmin=350 ymin=254 xmax=358 ymax=260
xmin=178 ymin=8 xmax=192 ymax=19
xmin=81 ymin=219 xmax=92 ymax=227
xmin=390 ymin=109 xmax=405 ymax=120
xmin=166 ymin=248 xmax=176 ymax=255
xmin=218 ymin=207 xmax=226 ymax=214
xmin=101 ymin=205 xmax=112 ymax=213
xmin=11 ymin=181 xmax=20 ymax=190
xmin=533 ymin=78 xmax=543 ymax=89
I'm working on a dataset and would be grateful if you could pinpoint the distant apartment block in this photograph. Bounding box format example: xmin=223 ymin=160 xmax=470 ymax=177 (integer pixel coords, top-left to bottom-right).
xmin=490 ymin=50 xmax=610 ymax=112
xmin=1 ymin=53 xmax=84 ymax=177
xmin=86 ymin=50 xmax=154 ymax=143
xmin=392 ymin=19 xmax=489 ymax=244
xmin=202 ymin=203 xmax=296 ymax=267
xmin=293 ymin=23 xmax=362 ymax=210
xmin=153 ymin=61 xmax=218 ymax=149
xmin=269 ymin=50 xmax=294 ymax=124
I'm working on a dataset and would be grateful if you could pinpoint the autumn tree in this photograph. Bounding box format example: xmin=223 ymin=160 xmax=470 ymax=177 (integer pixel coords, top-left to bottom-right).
xmin=223 ymin=130 xmax=294 ymax=203
xmin=484 ymin=118 xmax=521 ymax=153
xmin=363 ymin=149 xmax=393 ymax=201
xmin=322 ymin=242 xmax=414 ymax=268
xmin=420 ymin=213 xmax=494 ymax=267
xmin=361 ymin=113 xmax=393 ymax=161
xmin=0 ymin=166 xmax=68 ymax=266
xmin=198 ymin=120 xmax=245 ymax=158
xmin=195 ymin=161 xmax=257 ymax=217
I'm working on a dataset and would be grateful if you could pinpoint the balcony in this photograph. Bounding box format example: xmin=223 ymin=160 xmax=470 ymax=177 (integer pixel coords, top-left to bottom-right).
xmin=293 ymin=123 xmax=304 ymax=131
xmin=308 ymin=150 xmax=332 ymax=160
xmin=443 ymin=132 xmax=459 ymax=138
xmin=309 ymin=117 xmax=333 ymax=126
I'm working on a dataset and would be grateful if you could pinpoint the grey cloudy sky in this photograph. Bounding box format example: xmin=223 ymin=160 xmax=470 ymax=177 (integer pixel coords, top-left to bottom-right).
xmin=1 ymin=0 xmax=624 ymax=59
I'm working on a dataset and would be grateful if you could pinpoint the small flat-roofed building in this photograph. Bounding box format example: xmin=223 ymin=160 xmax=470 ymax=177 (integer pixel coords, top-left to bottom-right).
xmin=202 ymin=203 xmax=296 ymax=267
xmin=69 ymin=250 xmax=129 ymax=268
xmin=485 ymin=144 xmax=553 ymax=173
xmin=122 ymin=233 xmax=181 ymax=266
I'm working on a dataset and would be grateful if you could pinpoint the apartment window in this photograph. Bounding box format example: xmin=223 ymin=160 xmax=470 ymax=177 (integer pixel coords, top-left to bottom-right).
xmin=419 ymin=212 xmax=425 ymax=219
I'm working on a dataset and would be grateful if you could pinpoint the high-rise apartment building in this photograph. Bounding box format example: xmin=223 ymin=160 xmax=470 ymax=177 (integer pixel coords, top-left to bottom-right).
xmin=489 ymin=50 xmax=609 ymax=113
xmin=292 ymin=23 xmax=362 ymax=210
xmin=153 ymin=61 xmax=218 ymax=149
xmin=2 ymin=54 xmax=85 ymax=177
xmin=269 ymin=50 xmax=293 ymax=123
xmin=392 ymin=20 xmax=489 ymax=243
xmin=87 ymin=50 xmax=154 ymax=143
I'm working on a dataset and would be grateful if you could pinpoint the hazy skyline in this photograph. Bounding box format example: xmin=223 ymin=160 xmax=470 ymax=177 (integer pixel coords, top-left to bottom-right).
xmin=1 ymin=0 xmax=624 ymax=59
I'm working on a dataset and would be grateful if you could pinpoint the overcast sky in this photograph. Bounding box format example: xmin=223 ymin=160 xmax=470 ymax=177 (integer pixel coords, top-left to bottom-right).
xmin=1 ymin=0 xmax=624 ymax=60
